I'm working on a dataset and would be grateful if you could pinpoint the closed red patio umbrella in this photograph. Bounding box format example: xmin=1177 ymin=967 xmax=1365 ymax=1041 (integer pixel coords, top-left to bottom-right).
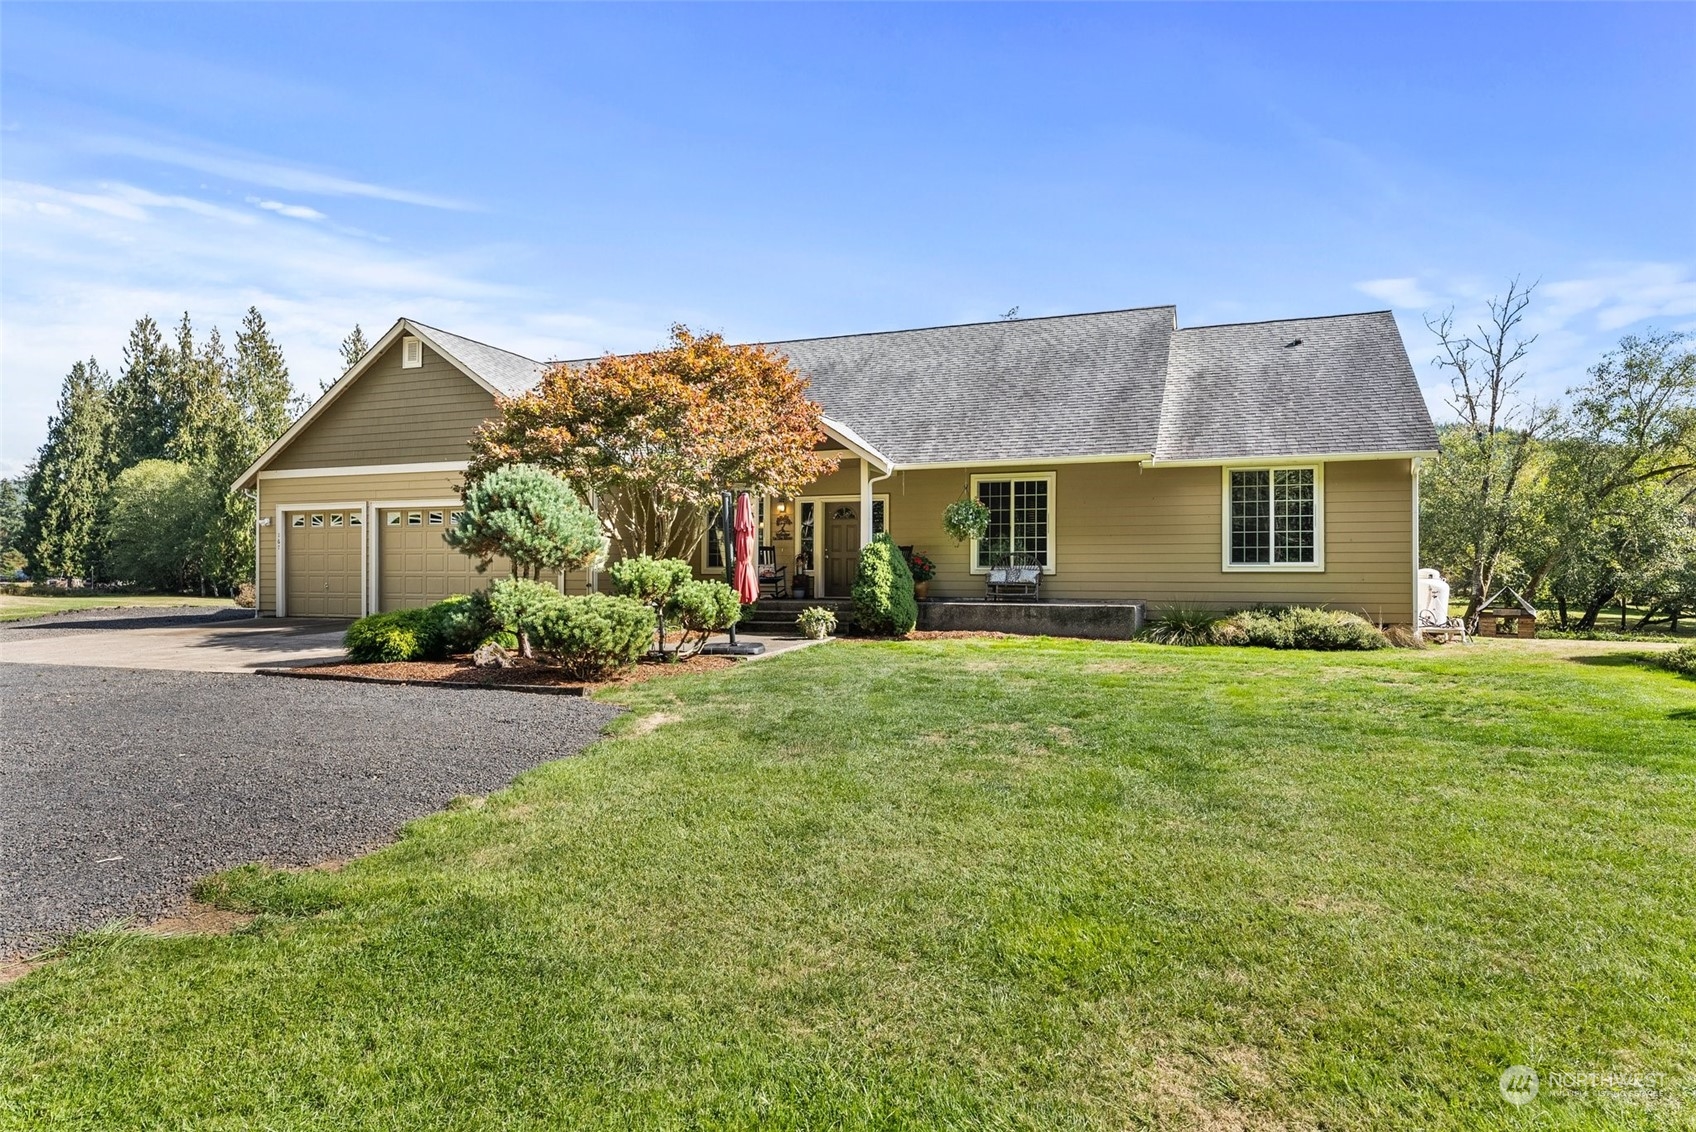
xmin=732 ymin=491 xmax=759 ymax=605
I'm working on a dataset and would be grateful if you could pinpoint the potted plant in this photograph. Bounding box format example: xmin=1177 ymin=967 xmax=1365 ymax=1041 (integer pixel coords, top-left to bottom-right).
xmin=796 ymin=606 xmax=837 ymax=640
xmin=905 ymin=549 xmax=937 ymax=600
xmin=942 ymin=497 xmax=991 ymax=544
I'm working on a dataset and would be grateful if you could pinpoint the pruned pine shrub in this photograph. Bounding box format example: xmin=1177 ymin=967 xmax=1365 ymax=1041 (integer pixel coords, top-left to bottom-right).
xmin=1660 ymin=644 xmax=1696 ymax=676
xmin=608 ymin=555 xmax=696 ymax=656
xmin=427 ymin=591 xmax=502 ymax=656
xmin=344 ymin=608 xmax=435 ymax=663
xmin=669 ymin=579 xmax=741 ymax=658
xmin=489 ymin=577 xmax=567 ymax=657
xmin=852 ymin=533 xmax=918 ymax=636
xmin=526 ymin=594 xmax=657 ymax=680
xmin=1143 ymin=605 xmax=1227 ymax=646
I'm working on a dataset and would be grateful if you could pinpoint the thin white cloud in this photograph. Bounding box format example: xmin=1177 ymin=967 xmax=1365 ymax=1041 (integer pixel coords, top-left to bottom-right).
xmin=83 ymin=135 xmax=474 ymax=211
xmin=248 ymin=196 xmax=326 ymax=222
xmin=1355 ymin=277 xmax=1439 ymax=310
xmin=1384 ymin=263 xmax=1696 ymax=419
xmin=0 ymin=177 xmax=643 ymax=476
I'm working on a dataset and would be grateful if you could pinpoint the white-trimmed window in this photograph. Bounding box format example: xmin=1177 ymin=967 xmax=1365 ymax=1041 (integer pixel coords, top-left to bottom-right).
xmin=401 ymin=336 xmax=423 ymax=368
xmin=970 ymin=472 xmax=1056 ymax=573
xmin=1224 ymin=465 xmax=1323 ymax=570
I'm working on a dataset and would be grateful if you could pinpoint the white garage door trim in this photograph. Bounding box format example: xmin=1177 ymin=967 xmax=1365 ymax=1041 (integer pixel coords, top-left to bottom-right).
xmin=276 ymin=502 xmax=367 ymax=618
xmin=369 ymin=498 xmax=463 ymax=613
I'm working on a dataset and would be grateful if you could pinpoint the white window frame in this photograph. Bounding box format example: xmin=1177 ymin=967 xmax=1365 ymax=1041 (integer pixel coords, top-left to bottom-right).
xmin=1220 ymin=462 xmax=1325 ymax=573
xmin=968 ymin=471 xmax=1057 ymax=576
xmin=401 ymin=336 xmax=423 ymax=369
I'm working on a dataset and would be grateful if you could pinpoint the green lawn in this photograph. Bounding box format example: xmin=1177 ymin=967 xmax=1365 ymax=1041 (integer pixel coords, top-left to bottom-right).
xmin=3 ymin=639 xmax=1693 ymax=1129
xmin=0 ymin=593 xmax=234 ymax=622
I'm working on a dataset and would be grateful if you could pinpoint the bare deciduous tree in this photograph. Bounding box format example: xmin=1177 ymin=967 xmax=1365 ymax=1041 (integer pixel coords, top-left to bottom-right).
xmin=1425 ymin=278 xmax=1557 ymax=628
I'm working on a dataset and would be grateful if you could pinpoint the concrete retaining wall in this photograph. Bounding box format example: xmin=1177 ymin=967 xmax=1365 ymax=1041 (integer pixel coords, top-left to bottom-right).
xmin=917 ymin=600 xmax=1144 ymax=640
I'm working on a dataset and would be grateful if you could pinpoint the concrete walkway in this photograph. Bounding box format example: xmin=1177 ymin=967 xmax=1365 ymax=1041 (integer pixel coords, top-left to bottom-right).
xmin=0 ymin=609 xmax=348 ymax=672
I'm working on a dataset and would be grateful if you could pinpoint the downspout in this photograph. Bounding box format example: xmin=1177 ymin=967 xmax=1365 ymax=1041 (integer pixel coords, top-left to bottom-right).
xmin=1411 ymin=457 xmax=1422 ymax=627
xmin=859 ymin=458 xmax=893 ymax=545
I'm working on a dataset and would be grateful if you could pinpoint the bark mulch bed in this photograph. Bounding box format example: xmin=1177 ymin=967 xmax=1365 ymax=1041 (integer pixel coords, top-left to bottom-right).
xmin=904 ymin=630 xmax=1021 ymax=641
xmin=266 ymin=654 xmax=739 ymax=695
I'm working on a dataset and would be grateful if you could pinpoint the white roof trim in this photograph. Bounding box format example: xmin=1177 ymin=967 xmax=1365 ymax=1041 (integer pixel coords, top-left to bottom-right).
xmin=232 ymin=318 xmax=501 ymax=492
xmin=891 ymin=452 xmax=1153 ymax=472
xmin=1140 ymin=449 xmax=1437 ymax=469
xmin=821 ymin=417 xmax=892 ymax=474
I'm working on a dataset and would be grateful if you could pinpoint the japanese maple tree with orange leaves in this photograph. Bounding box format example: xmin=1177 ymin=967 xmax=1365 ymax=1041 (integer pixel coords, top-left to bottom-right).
xmin=469 ymin=325 xmax=839 ymax=560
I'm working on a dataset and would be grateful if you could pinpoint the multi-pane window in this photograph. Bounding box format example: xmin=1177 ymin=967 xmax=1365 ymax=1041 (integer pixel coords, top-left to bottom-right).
xmin=798 ymin=502 xmax=815 ymax=571
xmin=1228 ymin=468 xmax=1318 ymax=566
xmin=973 ymin=476 xmax=1052 ymax=570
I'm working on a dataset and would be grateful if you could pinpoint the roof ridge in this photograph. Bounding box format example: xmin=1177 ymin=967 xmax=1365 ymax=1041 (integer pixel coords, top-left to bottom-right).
xmin=405 ymin=319 xmax=545 ymax=366
xmin=1176 ymin=310 xmax=1394 ymax=332
xmin=764 ymin=304 xmax=1177 ymax=347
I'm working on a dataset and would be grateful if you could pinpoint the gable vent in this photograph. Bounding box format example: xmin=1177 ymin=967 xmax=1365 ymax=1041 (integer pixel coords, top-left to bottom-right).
xmin=402 ymin=336 xmax=423 ymax=368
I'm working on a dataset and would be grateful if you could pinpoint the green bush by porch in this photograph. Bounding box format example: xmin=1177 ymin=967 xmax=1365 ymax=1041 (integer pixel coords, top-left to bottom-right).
xmin=851 ymin=532 xmax=917 ymax=635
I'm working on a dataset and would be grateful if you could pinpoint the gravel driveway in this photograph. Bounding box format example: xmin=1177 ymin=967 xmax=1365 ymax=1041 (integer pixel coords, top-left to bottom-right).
xmin=1 ymin=664 xmax=620 ymax=956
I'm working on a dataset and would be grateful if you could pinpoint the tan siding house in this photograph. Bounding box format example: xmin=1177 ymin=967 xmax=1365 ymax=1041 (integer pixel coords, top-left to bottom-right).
xmin=236 ymin=307 xmax=1436 ymax=630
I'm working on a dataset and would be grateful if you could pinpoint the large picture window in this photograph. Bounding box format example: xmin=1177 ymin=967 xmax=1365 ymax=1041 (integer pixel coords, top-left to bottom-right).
xmin=1225 ymin=466 xmax=1322 ymax=569
xmin=970 ymin=473 xmax=1055 ymax=573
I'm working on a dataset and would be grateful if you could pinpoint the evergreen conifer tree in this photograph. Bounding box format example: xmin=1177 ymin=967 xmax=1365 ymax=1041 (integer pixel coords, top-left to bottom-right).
xmin=109 ymin=316 xmax=179 ymax=467
xmin=327 ymin=324 xmax=371 ymax=391
xmin=22 ymin=359 xmax=117 ymax=579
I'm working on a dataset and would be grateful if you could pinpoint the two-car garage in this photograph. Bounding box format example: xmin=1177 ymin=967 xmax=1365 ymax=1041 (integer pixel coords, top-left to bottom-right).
xmin=277 ymin=502 xmax=500 ymax=617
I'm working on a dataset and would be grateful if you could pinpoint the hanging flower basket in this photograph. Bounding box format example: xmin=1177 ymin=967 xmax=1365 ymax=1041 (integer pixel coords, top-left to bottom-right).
xmin=942 ymin=498 xmax=991 ymax=544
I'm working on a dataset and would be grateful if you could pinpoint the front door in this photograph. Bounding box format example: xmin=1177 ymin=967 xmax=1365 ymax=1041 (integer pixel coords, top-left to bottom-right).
xmin=823 ymin=504 xmax=860 ymax=596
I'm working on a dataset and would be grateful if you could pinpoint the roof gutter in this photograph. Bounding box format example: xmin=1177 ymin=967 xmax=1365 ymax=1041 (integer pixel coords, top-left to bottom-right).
xmin=1139 ymin=449 xmax=1438 ymax=469
xmin=821 ymin=417 xmax=893 ymax=475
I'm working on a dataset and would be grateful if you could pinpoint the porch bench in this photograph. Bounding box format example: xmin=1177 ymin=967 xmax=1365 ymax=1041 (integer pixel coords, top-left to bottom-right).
xmin=985 ymin=564 xmax=1041 ymax=601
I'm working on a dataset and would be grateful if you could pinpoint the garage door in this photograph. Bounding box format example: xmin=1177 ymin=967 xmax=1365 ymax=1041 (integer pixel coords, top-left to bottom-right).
xmin=284 ymin=509 xmax=363 ymax=617
xmin=378 ymin=507 xmax=505 ymax=611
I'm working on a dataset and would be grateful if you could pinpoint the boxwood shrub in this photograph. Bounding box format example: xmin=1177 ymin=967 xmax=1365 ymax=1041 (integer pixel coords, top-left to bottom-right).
xmin=852 ymin=533 xmax=918 ymax=636
xmin=343 ymin=607 xmax=436 ymax=663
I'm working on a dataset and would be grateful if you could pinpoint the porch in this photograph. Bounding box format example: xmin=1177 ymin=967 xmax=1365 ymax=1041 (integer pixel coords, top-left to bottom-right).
xmin=738 ymin=597 xmax=1145 ymax=640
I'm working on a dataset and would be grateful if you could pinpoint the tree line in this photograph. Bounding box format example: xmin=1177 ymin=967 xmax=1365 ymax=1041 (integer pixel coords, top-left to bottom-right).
xmin=9 ymin=310 xmax=372 ymax=594
xmin=1420 ymin=280 xmax=1696 ymax=631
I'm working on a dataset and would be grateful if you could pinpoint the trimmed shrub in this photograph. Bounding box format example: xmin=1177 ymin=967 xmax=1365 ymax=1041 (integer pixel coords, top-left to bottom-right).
xmin=1216 ymin=606 xmax=1389 ymax=651
xmin=489 ymin=577 xmax=567 ymax=657
xmin=526 ymin=594 xmax=657 ymax=680
xmin=670 ymin=579 xmax=741 ymax=657
xmin=344 ymin=608 xmax=434 ymax=663
xmin=1143 ymin=604 xmax=1227 ymax=646
xmin=609 ymin=555 xmax=696 ymax=656
xmin=1659 ymin=644 xmax=1696 ymax=676
xmin=852 ymin=533 xmax=918 ymax=636
xmin=427 ymin=591 xmax=502 ymax=656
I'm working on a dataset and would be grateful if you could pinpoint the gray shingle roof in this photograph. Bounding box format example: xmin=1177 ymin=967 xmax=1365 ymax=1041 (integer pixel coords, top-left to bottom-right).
xmin=1155 ymin=312 xmax=1439 ymax=461
xmin=767 ymin=307 xmax=1177 ymax=465
xmin=407 ymin=321 xmax=548 ymax=397
xmin=407 ymin=307 xmax=1435 ymax=467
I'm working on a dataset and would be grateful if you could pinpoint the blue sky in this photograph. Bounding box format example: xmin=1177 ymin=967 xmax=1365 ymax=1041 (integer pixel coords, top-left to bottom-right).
xmin=3 ymin=2 xmax=1692 ymax=474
